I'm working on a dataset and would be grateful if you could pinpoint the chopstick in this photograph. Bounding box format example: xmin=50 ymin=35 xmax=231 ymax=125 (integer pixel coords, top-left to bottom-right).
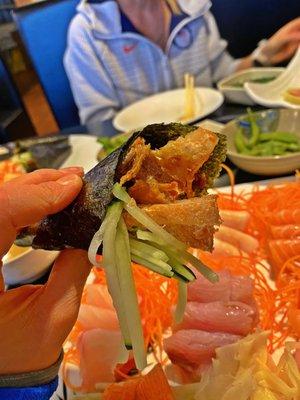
xmin=180 ymin=73 xmax=196 ymax=122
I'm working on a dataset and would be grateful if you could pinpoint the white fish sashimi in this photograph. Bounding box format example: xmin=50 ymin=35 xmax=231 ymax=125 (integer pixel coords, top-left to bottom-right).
xmin=213 ymin=238 xmax=246 ymax=257
xmin=77 ymin=328 xmax=123 ymax=392
xmin=219 ymin=210 xmax=250 ymax=231
xmin=77 ymin=304 xmax=119 ymax=331
xmin=214 ymin=225 xmax=259 ymax=254
xmin=85 ymin=284 xmax=114 ymax=310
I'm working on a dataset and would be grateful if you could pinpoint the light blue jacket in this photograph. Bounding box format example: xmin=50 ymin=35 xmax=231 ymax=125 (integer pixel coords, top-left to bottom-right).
xmin=64 ymin=0 xmax=238 ymax=131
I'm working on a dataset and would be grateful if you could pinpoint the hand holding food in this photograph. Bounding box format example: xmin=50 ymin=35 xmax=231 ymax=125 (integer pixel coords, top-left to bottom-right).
xmin=0 ymin=168 xmax=91 ymax=375
xmin=17 ymin=123 xmax=226 ymax=370
xmin=255 ymin=18 xmax=300 ymax=65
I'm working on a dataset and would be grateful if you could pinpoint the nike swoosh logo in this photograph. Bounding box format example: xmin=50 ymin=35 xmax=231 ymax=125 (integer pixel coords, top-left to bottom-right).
xmin=123 ymin=43 xmax=137 ymax=53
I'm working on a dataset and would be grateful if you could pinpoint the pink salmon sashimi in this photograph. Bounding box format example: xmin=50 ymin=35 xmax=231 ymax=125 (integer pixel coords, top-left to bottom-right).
xmin=77 ymin=304 xmax=119 ymax=331
xmin=214 ymin=225 xmax=259 ymax=254
xmin=85 ymin=284 xmax=114 ymax=310
xmin=177 ymin=301 xmax=257 ymax=336
xmin=77 ymin=328 xmax=122 ymax=392
xmin=270 ymin=224 xmax=300 ymax=239
xmin=187 ymin=270 xmax=254 ymax=305
xmin=212 ymin=238 xmax=246 ymax=257
xmin=219 ymin=210 xmax=250 ymax=231
xmin=266 ymin=209 xmax=300 ymax=225
xmin=164 ymin=329 xmax=241 ymax=369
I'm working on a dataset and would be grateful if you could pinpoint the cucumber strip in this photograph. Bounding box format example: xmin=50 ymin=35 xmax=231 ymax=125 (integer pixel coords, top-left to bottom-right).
xmin=113 ymin=183 xmax=187 ymax=251
xmin=129 ymin=237 xmax=169 ymax=262
xmin=102 ymin=202 xmax=132 ymax=348
xmin=175 ymin=281 xmax=187 ymax=324
xmin=116 ymin=217 xmax=147 ymax=370
xmin=173 ymin=271 xmax=190 ymax=283
xmin=168 ymin=258 xmax=196 ymax=282
xmin=88 ymin=216 xmax=109 ymax=266
xmin=150 ymin=241 xmax=218 ymax=283
xmin=180 ymin=250 xmax=218 ymax=283
xmin=131 ymin=254 xmax=174 ymax=278
xmin=130 ymin=248 xmax=172 ymax=272
xmin=136 ymin=230 xmax=165 ymax=246
xmin=117 ymin=342 xmax=129 ymax=364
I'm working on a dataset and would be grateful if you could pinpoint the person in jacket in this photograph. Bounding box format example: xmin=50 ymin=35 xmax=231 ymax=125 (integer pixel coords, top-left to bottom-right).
xmin=0 ymin=167 xmax=91 ymax=399
xmin=64 ymin=0 xmax=300 ymax=132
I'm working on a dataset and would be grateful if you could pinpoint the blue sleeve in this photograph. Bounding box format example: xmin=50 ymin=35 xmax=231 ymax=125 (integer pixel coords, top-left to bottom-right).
xmin=0 ymin=377 xmax=58 ymax=400
xmin=64 ymin=15 xmax=121 ymax=130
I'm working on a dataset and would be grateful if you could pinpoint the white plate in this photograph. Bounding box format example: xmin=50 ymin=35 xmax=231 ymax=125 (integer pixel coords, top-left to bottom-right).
xmin=3 ymin=135 xmax=102 ymax=286
xmin=61 ymin=134 xmax=101 ymax=172
xmin=113 ymin=88 xmax=224 ymax=132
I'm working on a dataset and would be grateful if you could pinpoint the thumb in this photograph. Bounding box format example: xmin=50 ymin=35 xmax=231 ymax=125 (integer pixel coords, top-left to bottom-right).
xmin=42 ymin=249 xmax=92 ymax=329
xmin=0 ymin=174 xmax=83 ymax=256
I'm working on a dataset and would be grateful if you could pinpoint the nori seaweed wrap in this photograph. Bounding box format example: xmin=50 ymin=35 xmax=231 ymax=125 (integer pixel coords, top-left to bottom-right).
xmin=17 ymin=123 xmax=226 ymax=251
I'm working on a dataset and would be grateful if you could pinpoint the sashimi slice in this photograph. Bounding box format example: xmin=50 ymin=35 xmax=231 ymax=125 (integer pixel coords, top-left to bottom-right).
xmin=187 ymin=270 xmax=255 ymax=305
xmin=219 ymin=210 xmax=250 ymax=231
xmin=77 ymin=329 xmax=122 ymax=392
xmin=136 ymin=364 xmax=175 ymax=400
xmin=77 ymin=304 xmax=119 ymax=331
xmin=85 ymin=284 xmax=114 ymax=310
xmin=212 ymin=238 xmax=245 ymax=257
xmin=177 ymin=301 xmax=257 ymax=336
xmin=164 ymin=329 xmax=241 ymax=368
xmin=268 ymin=238 xmax=300 ymax=275
xmin=266 ymin=209 xmax=300 ymax=225
xmin=270 ymin=224 xmax=300 ymax=239
xmin=229 ymin=275 xmax=255 ymax=305
xmin=103 ymin=378 xmax=140 ymax=400
xmin=214 ymin=225 xmax=259 ymax=254
xmin=187 ymin=270 xmax=232 ymax=303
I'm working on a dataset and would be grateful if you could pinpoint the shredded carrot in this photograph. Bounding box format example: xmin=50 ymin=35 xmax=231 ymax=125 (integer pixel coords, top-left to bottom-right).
xmin=221 ymin=163 xmax=235 ymax=197
xmin=214 ymin=178 xmax=300 ymax=351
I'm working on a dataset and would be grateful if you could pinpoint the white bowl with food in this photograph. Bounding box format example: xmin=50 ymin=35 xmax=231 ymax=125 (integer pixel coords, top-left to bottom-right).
xmin=222 ymin=109 xmax=300 ymax=175
xmin=217 ymin=68 xmax=284 ymax=106
xmin=2 ymin=245 xmax=59 ymax=285
xmin=245 ymin=48 xmax=300 ymax=109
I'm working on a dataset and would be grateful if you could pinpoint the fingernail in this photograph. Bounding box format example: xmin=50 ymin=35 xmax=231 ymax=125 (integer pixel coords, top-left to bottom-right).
xmin=60 ymin=166 xmax=84 ymax=174
xmin=57 ymin=174 xmax=80 ymax=186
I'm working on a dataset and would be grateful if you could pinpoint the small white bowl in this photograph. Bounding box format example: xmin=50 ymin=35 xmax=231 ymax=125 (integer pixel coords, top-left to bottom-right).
xmin=245 ymin=47 xmax=300 ymax=108
xmin=217 ymin=68 xmax=284 ymax=106
xmin=222 ymin=109 xmax=300 ymax=176
xmin=2 ymin=247 xmax=59 ymax=285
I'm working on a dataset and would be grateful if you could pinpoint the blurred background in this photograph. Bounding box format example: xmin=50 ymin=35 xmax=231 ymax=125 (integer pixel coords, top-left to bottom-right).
xmin=0 ymin=0 xmax=299 ymax=142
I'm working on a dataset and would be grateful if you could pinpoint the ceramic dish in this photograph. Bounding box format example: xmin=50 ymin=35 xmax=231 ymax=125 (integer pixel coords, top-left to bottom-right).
xmin=245 ymin=47 xmax=300 ymax=108
xmin=222 ymin=109 xmax=300 ymax=175
xmin=217 ymin=68 xmax=284 ymax=106
xmin=113 ymin=87 xmax=224 ymax=132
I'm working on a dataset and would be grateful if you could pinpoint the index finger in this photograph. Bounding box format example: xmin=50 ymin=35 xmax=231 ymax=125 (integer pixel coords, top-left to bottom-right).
xmin=6 ymin=167 xmax=84 ymax=186
xmin=0 ymin=172 xmax=83 ymax=258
